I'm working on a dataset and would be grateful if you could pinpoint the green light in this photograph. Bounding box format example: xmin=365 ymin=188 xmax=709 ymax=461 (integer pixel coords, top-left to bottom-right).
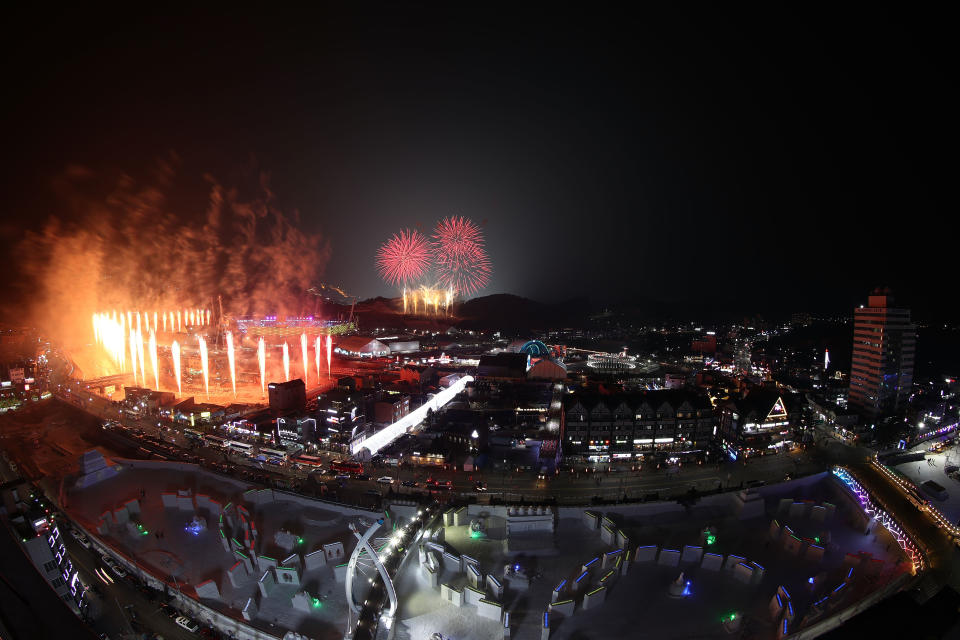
xmin=705 ymin=534 xmax=716 ymax=545
xmin=470 ymin=531 xmax=482 ymax=539
xmin=312 ymin=597 xmax=322 ymax=608
xmin=814 ymin=536 xmax=820 ymax=543
xmin=298 ymin=537 xmax=305 ymax=545
xmin=729 ymin=613 xmax=736 ymax=621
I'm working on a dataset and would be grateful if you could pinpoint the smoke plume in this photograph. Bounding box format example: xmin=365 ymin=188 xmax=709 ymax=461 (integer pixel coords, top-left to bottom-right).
xmin=15 ymin=154 xmax=331 ymax=350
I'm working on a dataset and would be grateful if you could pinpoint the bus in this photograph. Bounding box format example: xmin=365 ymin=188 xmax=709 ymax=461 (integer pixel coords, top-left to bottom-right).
xmin=259 ymin=447 xmax=289 ymax=461
xmin=227 ymin=440 xmax=254 ymax=456
xmin=184 ymin=428 xmax=204 ymax=441
xmin=206 ymin=435 xmax=228 ymax=449
xmin=331 ymin=460 xmax=363 ymax=475
xmin=295 ymin=454 xmax=324 ymax=468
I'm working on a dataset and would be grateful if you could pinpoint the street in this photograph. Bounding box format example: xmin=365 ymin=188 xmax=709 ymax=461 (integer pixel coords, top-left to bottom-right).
xmin=62 ymin=530 xmax=200 ymax=640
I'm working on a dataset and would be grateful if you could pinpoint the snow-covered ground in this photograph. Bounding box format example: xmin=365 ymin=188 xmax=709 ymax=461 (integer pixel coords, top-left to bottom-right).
xmin=391 ymin=473 xmax=907 ymax=640
xmin=67 ymin=462 xmax=368 ymax=640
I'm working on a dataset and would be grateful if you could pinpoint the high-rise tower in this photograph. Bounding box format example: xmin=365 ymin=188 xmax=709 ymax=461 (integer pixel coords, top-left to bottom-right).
xmin=848 ymin=289 xmax=915 ymax=419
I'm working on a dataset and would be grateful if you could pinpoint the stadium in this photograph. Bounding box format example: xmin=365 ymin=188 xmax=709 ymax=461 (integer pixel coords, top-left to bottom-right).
xmin=81 ymin=309 xmax=356 ymax=404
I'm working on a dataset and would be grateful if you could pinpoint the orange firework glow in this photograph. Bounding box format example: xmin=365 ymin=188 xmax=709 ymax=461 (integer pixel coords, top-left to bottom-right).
xmin=401 ymin=286 xmax=455 ymax=316
xmin=129 ymin=328 xmax=138 ymax=382
xmin=326 ymin=334 xmax=332 ymax=379
xmin=92 ymin=312 xmax=125 ymax=369
xmin=148 ymin=329 xmax=158 ymax=390
xmin=300 ymin=332 xmax=309 ymax=386
xmin=258 ymin=337 xmax=266 ymax=397
xmin=226 ymin=330 xmax=236 ymax=398
xmin=90 ymin=304 xmax=344 ymax=404
xmin=197 ymin=336 xmax=209 ymax=398
xmin=172 ymin=340 xmax=181 ymax=394
xmin=136 ymin=328 xmax=146 ymax=387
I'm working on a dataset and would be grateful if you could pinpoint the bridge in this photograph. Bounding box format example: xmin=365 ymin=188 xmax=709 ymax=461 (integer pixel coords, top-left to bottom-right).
xmin=81 ymin=374 xmax=133 ymax=392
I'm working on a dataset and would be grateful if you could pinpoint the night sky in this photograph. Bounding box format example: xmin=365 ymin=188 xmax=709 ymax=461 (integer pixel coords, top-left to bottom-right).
xmin=1 ymin=7 xmax=953 ymax=319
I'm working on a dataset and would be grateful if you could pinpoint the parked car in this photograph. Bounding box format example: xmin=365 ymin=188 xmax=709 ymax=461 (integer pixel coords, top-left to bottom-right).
xmin=377 ymin=476 xmax=395 ymax=485
xmin=70 ymin=529 xmax=92 ymax=548
xmin=175 ymin=616 xmax=200 ymax=632
xmin=401 ymin=480 xmax=418 ymax=488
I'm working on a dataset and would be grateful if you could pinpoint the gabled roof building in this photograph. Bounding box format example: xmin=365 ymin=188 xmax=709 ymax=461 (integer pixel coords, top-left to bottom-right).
xmin=562 ymin=389 xmax=714 ymax=462
xmin=718 ymin=388 xmax=796 ymax=458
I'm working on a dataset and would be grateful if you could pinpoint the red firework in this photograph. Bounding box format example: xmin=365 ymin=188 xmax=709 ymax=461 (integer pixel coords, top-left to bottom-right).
xmin=376 ymin=229 xmax=431 ymax=285
xmin=432 ymin=216 xmax=491 ymax=295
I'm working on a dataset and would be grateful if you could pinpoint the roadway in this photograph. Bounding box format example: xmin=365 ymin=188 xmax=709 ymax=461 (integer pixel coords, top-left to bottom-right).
xmin=846 ymin=461 xmax=956 ymax=574
xmin=0 ymin=450 xmax=198 ymax=639
xmin=47 ymin=356 xmax=824 ymax=505
xmin=60 ymin=527 xmax=202 ymax=640
xmin=48 ymin=384 xmax=830 ymax=507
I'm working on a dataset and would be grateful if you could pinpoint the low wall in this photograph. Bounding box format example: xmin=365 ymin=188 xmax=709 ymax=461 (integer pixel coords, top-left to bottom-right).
xmin=77 ymin=517 xmax=284 ymax=640
xmin=111 ymin=457 xmax=377 ymax=518
xmin=64 ymin=463 xmax=388 ymax=640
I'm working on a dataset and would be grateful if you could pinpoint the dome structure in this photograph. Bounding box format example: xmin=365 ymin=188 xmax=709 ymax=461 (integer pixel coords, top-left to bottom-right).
xmin=518 ymin=340 xmax=552 ymax=358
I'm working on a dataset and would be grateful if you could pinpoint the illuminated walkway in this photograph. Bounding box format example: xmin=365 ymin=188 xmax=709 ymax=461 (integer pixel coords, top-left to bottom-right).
xmin=351 ymin=375 xmax=473 ymax=457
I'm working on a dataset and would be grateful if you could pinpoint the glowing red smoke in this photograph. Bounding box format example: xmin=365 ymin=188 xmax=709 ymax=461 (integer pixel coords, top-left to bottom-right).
xmin=376 ymin=229 xmax=431 ymax=286
xmin=432 ymin=216 xmax=491 ymax=295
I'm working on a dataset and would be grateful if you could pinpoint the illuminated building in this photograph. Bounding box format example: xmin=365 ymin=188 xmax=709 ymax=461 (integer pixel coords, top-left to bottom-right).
xmin=563 ymin=390 xmax=714 ymax=461
xmin=171 ymin=398 xmax=226 ymax=424
xmin=527 ymin=358 xmax=567 ymax=381
xmin=316 ymin=389 xmax=366 ymax=439
xmin=719 ymin=389 xmax=795 ymax=457
xmin=333 ymin=336 xmax=390 ymax=357
xmin=848 ymin=290 xmax=915 ymax=419
xmin=5 ymin=502 xmax=87 ymax=614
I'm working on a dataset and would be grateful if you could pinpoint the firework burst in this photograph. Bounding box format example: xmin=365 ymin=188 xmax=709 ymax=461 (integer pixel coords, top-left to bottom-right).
xmin=432 ymin=216 xmax=491 ymax=295
xmin=376 ymin=229 xmax=431 ymax=286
